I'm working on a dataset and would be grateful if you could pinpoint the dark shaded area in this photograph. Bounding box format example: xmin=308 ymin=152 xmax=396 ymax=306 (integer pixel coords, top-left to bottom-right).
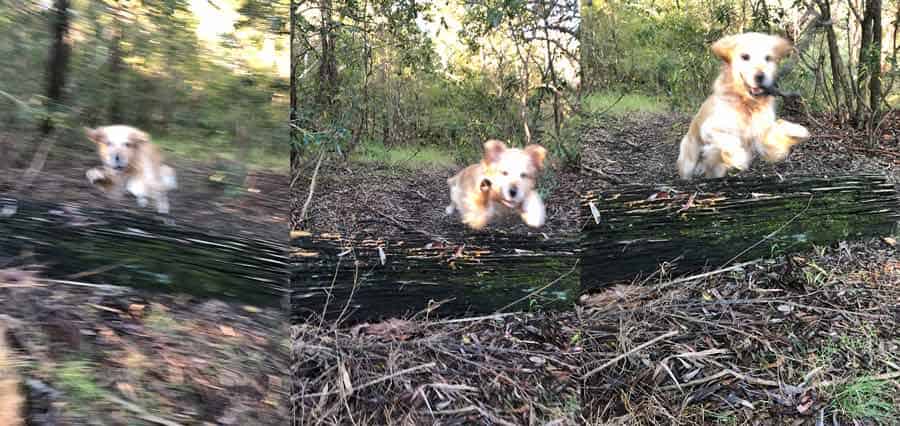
xmin=0 ymin=198 xmax=288 ymax=308
xmin=580 ymin=174 xmax=900 ymax=293
xmin=291 ymin=231 xmax=579 ymax=323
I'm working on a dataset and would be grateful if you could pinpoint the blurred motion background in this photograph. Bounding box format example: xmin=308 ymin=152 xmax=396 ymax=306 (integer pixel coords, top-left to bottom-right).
xmin=0 ymin=2 xmax=291 ymax=424
xmin=1 ymin=0 xmax=289 ymax=201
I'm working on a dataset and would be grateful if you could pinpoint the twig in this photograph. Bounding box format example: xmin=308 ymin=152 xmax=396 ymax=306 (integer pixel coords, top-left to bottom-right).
xmin=582 ymin=330 xmax=679 ymax=380
xmin=432 ymin=312 xmax=519 ymax=325
xmin=297 ymin=148 xmax=325 ymax=228
xmin=300 ymin=362 xmax=437 ymax=398
xmin=655 ymin=260 xmax=762 ymax=291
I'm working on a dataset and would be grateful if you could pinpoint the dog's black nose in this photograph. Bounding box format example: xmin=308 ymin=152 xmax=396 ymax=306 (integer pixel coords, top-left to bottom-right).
xmin=508 ymin=185 xmax=518 ymax=198
xmin=114 ymin=154 xmax=121 ymax=164
xmin=754 ymin=73 xmax=765 ymax=84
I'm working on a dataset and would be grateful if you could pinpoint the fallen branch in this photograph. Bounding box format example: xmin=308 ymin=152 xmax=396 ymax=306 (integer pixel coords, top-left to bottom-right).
xmin=582 ymin=330 xmax=679 ymax=380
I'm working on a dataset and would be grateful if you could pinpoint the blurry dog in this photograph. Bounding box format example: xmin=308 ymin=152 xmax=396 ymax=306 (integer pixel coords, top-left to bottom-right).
xmin=677 ymin=32 xmax=810 ymax=180
xmin=446 ymin=139 xmax=547 ymax=230
xmin=85 ymin=125 xmax=177 ymax=214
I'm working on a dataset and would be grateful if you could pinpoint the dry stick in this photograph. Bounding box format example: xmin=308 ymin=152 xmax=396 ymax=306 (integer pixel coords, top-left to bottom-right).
xmin=432 ymin=312 xmax=519 ymax=325
xmin=297 ymin=149 xmax=325 ymax=227
xmin=582 ymin=330 xmax=679 ymax=380
xmin=300 ymin=362 xmax=437 ymax=398
xmin=493 ymin=259 xmax=579 ymax=314
xmin=655 ymin=260 xmax=762 ymax=291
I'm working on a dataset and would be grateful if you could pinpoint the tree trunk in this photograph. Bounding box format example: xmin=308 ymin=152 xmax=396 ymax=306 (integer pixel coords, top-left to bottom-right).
xmin=291 ymin=232 xmax=580 ymax=323
xmin=290 ymin=0 xmax=301 ymax=170
xmin=108 ymin=4 xmax=125 ymax=123
xmin=816 ymin=0 xmax=852 ymax=122
xmin=316 ymin=0 xmax=338 ymax=122
xmin=580 ymin=175 xmax=900 ymax=293
xmin=855 ymin=0 xmax=876 ymax=125
xmin=868 ymin=0 xmax=883 ymax=117
xmin=42 ymin=0 xmax=71 ymax=135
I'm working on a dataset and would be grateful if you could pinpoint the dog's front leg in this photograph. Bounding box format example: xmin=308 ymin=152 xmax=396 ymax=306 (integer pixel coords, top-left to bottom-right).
xmin=154 ymin=192 xmax=170 ymax=215
xmin=700 ymin=124 xmax=749 ymax=178
xmin=126 ymin=178 xmax=149 ymax=208
xmin=520 ymin=192 xmax=546 ymax=228
xmin=86 ymin=167 xmax=125 ymax=200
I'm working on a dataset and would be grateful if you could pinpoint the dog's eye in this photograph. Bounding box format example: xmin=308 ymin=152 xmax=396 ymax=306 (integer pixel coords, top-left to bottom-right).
xmin=520 ymin=173 xmax=528 ymax=178
xmin=502 ymin=171 xmax=508 ymax=176
xmin=740 ymin=53 xmax=750 ymax=61
xmin=765 ymin=55 xmax=773 ymax=62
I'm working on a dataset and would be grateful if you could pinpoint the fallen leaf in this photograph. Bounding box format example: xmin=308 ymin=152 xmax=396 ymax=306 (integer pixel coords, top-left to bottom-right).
xmin=882 ymin=236 xmax=897 ymax=247
xmin=219 ymin=325 xmax=238 ymax=337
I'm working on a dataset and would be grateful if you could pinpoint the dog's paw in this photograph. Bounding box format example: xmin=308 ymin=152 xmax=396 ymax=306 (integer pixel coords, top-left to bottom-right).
xmin=521 ymin=194 xmax=546 ymax=228
xmin=86 ymin=168 xmax=105 ymax=183
xmin=445 ymin=204 xmax=455 ymax=216
xmin=777 ymin=120 xmax=810 ymax=141
xmin=136 ymin=196 xmax=149 ymax=208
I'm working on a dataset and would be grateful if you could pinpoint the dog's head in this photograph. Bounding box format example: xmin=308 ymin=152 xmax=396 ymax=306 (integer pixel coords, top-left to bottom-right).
xmin=84 ymin=125 xmax=148 ymax=171
xmin=712 ymin=32 xmax=792 ymax=97
xmin=481 ymin=139 xmax=547 ymax=209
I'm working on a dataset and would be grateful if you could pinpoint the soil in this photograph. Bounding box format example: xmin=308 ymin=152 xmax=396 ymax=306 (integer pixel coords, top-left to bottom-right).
xmin=290 ymin=111 xmax=900 ymax=425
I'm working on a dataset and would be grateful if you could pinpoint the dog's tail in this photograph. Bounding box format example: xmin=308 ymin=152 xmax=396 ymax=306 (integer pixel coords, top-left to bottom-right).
xmin=160 ymin=165 xmax=177 ymax=190
xmin=676 ymin=134 xmax=699 ymax=181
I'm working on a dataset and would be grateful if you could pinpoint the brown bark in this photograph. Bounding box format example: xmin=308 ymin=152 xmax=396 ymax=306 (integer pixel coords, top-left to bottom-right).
xmin=868 ymin=0 xmax=882 ymax=116
xmin=816 ymin=0 xmax=852 ymax=121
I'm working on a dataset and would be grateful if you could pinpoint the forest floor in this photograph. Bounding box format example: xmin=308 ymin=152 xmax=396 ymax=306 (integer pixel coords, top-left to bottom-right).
xmin=289 ymin=150 xmax=585 ymax=239
xmin=1 ymin=133 xmax=289 ymax=425
xmin=290 ymin=111 xmax=899 ymax=425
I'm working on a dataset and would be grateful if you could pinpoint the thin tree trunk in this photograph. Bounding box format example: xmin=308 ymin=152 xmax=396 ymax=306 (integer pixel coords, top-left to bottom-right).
xmin=817 ymin=0 xmax=852 ymax=122
xmin=868 ymin=0 xmax=883 ymax=117
xmin=42 ymin=0 xmax=71 ymax=135
xmin=856 ymin=0 xmax=875 ymax=124
xmin=108 ymin=4 xmax=125 ymax=123
xmin=290 ymin=0 xmax=300 ymax=170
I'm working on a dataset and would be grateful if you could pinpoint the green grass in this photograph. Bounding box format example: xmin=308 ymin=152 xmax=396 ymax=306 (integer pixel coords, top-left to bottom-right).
xmin=350 ymin=140 xmax=458 ymax=169
xmin=55 ymin=360 xmax=103 ymax=403
xmin=582 ymin=91 xmax=669 ymax=116
xmin=154 ymin=133 xmax=287 ymax=173
xmin=831 ymin=376 xmax=896 ymax=421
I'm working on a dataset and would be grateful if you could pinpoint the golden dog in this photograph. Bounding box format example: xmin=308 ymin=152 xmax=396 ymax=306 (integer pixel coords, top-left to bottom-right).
xmin=446 ymin=139 xmax=547 ymax=230
xmin=677 ymin=32 xmax=810 ymax=180
xmin=85 ymin=125 xmax=177 ymax=214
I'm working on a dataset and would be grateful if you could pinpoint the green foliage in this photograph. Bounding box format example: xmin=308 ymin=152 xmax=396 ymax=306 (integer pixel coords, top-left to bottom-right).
xmin=581 ymin=0 xmax=732 ymax=110
xmin=831 ymin=376 xmax=896 ymax=421
xmin=294 ymin=0 xmax=578 ymax=168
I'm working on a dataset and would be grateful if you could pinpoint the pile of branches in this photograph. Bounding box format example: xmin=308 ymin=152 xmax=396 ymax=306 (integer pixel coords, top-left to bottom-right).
xmin=581 ymin=238 xmax=900 ymax=424
xmin=290 ymin=310 xmax=583 ymax=425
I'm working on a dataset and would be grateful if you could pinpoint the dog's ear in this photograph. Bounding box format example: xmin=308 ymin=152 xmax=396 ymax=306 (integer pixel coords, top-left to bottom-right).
xmin=128 ymin=129 xmax=150 ymax=145
xmin=524 ymin=144 xmax=547 ymax=171
xmin=84 ymin=127 xmax=102 ymax=144
xmin=771 ymin=35 xmax=793 ymax=61
xmin=482 ymin=139 xmax=507 ymax=164
xmin=711 ymin=35 xmax=738 ymax=63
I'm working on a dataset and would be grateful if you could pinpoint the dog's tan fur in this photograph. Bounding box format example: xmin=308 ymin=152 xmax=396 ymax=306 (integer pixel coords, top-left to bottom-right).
xmin=85 ymin=125 xmax=177 ymax=214
xmin=677 ymin=32 xmax=810 ymax=180
xmin=446 ymin=140 xmax=547 ymax=230
xmin=0 ymin=320 xmax=24 ymax=426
